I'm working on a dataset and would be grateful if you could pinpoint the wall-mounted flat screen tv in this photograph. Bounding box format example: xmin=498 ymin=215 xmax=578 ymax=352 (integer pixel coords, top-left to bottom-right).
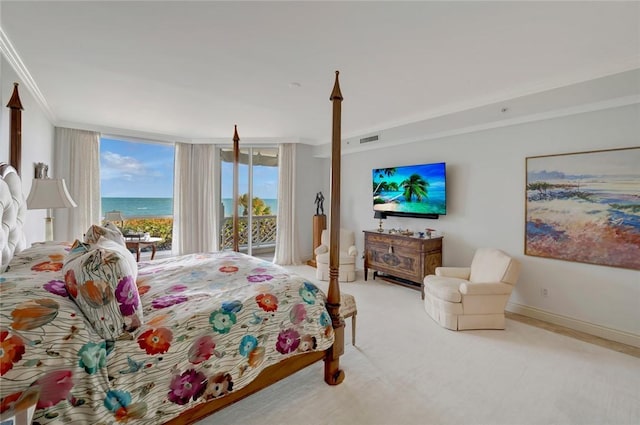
xmin=372 ymin=162 xmax=446 ymax=218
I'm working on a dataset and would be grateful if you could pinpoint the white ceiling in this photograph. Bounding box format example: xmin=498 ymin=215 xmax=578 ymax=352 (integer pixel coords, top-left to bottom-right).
xmin=1 ymin=1 xmax=639 ymax=149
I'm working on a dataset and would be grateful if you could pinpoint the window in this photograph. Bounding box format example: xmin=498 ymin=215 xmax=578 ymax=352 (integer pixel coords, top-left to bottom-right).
xmin=220 ymin=147 xmax=279 ymax=255
xmin=100 ymin=137 xmax=175 ymax=249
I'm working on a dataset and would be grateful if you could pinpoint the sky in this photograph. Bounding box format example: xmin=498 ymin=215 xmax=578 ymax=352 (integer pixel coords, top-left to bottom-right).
xmin=100 ymin=138 xmax=175 ymax=198
xmin=101 ymin=138 xmax=278 ymax=199
xmin=221 ymin=161 xmax=279 ymax=200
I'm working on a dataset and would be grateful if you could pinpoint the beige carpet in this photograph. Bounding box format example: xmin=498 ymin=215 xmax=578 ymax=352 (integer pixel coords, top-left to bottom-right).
xmin=198 ymin=266 xmax=640 ymax=425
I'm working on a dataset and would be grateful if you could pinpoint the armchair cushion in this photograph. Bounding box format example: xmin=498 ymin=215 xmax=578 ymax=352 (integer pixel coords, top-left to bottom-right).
xmin=435 ymin=267 xmax=471 ymax=280
xmin=470 ymin=248 xmax=518 ymax=284
xmin=316 ymin=251 xmax=357 ymax=265
xmin=314 ymin=245 xmax=328 ymax=256
xmin=423 ymin=276 xmax=464 ymax=303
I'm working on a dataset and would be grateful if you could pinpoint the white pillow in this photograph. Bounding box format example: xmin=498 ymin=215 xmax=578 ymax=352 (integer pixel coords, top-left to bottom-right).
xmin=84 ymin=223 xmax=126 ymax=247
xmin=94 ymin=236 xmax=138 ymax=280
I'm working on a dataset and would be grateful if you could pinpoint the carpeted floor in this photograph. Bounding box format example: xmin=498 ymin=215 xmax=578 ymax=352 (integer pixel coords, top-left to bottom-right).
xmin=198 ymin=265 xmax=640 ymax=425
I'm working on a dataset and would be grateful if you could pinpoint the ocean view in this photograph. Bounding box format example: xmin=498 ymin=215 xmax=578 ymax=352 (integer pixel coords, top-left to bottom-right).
xmin=102 ymin=198 xmax=278 ymax=218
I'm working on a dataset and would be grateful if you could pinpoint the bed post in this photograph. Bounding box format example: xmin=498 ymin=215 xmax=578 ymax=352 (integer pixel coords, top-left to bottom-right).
xmin=324 ymin=71 xmax=345 ymax=385
xmin=6 ymin=83 xmax=23 ymax=175
xmin=232 ymin=125 xmax=240 ymax=252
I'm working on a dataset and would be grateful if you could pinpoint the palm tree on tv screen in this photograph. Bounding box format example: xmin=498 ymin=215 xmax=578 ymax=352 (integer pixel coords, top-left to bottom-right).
xmin=372 ymin=167 xmax=397 ymax=194
xmin=401 ymin=173 xmax=429 ymax=202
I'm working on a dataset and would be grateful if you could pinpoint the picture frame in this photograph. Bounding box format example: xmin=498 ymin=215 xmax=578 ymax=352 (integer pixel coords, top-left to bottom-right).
xmin=525 ymin=147 xmax=640 ymax=270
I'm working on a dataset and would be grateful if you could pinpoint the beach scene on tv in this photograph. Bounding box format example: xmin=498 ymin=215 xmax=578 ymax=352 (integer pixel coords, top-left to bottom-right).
xmin=372 ymin=162 xmax=446 ymax=215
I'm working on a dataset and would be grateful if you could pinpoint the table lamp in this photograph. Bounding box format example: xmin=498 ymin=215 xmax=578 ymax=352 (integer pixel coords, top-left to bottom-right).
xmin=105 ymin=210 xmax=125 ymax=229
xmin=374 ymin=211 xmax=387 ymax=232
xmin=27 ymin=177 xmax=77 ymax=241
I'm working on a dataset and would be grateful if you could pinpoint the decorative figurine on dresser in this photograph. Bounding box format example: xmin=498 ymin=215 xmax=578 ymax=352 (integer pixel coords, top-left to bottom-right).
xmin=363 ymin=230 xmax=442 ymax=298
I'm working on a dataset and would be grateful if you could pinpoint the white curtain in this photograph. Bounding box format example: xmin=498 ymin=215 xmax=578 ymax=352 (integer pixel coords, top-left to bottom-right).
xmin=172 ymin=143 xmax=217 ymax=255
xmin=273 ymin=143 xmax=300 ymax=265
xmin=53 ymin=127 xmax=100 ymax=241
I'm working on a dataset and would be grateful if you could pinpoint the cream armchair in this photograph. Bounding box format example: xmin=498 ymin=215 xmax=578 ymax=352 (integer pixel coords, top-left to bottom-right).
xmin=423 ymin=248 xmax=521 ymax=330
xmin=315 ymin=229 xmax=357 ymax=282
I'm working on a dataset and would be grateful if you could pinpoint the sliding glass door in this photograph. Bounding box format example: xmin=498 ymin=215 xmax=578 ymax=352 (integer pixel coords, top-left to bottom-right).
xmin=220 ymin=147 xmax=279 ymax=256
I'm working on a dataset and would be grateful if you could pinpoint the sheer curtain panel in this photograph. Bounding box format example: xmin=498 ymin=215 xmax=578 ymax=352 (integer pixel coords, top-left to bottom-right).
xmin=273 ymin=143 xmax=300 ymax=265
xmin=53 ymin=127 xmax=100 ymax=241
xmin=172 ymin=143 xmax=217 ymax=255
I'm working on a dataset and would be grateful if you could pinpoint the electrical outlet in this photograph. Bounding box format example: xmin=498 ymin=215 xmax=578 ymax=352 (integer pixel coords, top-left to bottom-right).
xmin=541 ymin=288 xmax=549 ymax=297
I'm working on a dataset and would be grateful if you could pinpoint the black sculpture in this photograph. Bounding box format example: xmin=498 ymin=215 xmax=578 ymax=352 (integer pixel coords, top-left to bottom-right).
xmin=314 ymin=191 xmax=325 ymax=215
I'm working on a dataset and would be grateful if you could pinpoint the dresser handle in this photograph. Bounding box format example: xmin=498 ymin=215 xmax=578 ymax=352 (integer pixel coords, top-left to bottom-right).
xmin=388 ymin=246 xmax=393 ymax=254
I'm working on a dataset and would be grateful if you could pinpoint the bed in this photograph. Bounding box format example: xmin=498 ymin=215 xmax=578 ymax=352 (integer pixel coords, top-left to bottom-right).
xmin=0 ymin=72 xmax=346 ymax=424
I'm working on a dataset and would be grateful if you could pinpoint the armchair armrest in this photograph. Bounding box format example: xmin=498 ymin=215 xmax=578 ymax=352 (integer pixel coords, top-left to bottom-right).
xmin=314 ymin=245 xmax=328 ymax=256
xmin=459 ymin=282 xmax=513 ymax=295
xmin=347 ymin=246 xmax=357 ymax=257
xmin=435 ymin=267 xmax=470 ymax=279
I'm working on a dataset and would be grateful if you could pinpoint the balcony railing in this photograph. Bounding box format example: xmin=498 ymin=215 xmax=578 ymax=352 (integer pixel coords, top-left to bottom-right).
xmin=106 ymin=215 xmax=277 ymax=255
xmin=220 ymin=215 xmax=277 ymax=252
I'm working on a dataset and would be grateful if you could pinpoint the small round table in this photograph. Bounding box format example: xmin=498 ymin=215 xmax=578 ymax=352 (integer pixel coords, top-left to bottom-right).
xmin=125 ymin=237 xmax=163 ymax=262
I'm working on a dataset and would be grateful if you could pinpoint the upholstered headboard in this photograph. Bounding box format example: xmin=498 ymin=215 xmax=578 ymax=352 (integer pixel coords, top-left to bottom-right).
xmin=0 ymin=162 xmax=27 ymax=269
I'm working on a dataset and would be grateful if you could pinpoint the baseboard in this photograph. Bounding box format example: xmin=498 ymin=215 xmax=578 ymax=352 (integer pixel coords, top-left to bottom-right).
xmin=506 ymin=302 xmax=640 ymax=348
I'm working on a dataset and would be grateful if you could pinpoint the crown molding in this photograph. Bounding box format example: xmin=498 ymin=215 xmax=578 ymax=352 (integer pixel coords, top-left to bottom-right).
xmin=0 ymin=26 xmax=56 ymax=123
xmin=343 ymin=95 xmax=640 ymax=157
xmin=311 ymin=94 xmax=640 ymax=158
xmin=331 ymin=62 xmax=640 ymax=147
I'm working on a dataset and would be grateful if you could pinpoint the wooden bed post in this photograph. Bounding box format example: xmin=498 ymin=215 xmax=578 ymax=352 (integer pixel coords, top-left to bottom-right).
xmin=232 ymin=125 xmax=240 ymax=252
xmin=166 ymin=75 xmax=346 ymax=424
xmin=324 ymin=70 xmax=345 ymax=385
xmin=6 ymin=83 xmax=23 ymax=175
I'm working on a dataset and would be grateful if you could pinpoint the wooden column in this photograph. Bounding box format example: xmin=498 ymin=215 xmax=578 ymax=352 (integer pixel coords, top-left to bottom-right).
xmin=307 ymin=214 xmax=326 ymax=267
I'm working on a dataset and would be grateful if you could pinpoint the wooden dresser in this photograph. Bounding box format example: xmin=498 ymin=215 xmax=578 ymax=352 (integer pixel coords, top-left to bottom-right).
xmin=363 ymin=230 xmax=442 ymax=298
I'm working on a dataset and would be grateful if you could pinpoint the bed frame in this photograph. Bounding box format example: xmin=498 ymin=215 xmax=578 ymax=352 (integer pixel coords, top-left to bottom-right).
xmin=3 ymin=72 xmax=345 ymax=423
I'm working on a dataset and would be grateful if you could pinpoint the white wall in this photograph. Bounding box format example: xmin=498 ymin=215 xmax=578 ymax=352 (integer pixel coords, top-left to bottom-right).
xmin=340 ymin=105 xmax=640 ymax=344
xmin=1 ymin=54 xmax=55 ymax=246
xmin=295 ymin=143 xmax=329 ymax=263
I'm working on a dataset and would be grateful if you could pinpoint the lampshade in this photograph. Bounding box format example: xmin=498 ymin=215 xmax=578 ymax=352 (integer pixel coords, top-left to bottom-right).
xmin=26 ymin=178 xmax=77 ymax=209
xmin=374 ymin=211 xmax=387 ymax=220
xmin=105 ymin=210 xmax=124 ymax=222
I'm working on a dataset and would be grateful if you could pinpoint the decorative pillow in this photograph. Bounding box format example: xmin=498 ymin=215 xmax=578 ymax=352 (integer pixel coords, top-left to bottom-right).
xmin=84 ymin=222 xmax=126 ymax=247
xmin=94 ymin=237 xmax=138 ymax=278
xmin=63 ymin=236 xmax=142 ymax=340
xmin=66 ymin=239 xmax=91 ymax=263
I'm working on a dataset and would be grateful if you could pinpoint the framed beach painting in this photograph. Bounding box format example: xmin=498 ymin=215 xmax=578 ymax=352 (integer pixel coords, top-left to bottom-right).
xmin=525 ymin=147 xmax=640 ymax=270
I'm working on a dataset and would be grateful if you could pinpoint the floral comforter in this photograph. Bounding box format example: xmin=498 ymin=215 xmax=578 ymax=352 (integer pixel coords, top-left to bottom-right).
xmin=0 ymin=242 xmax=334 ymax=424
